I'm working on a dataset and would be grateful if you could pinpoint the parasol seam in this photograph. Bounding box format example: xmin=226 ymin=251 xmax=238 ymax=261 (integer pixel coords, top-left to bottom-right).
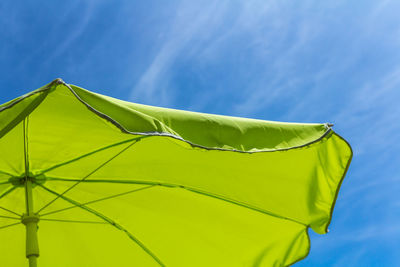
xmin=61 ymin=80 xmax=334 ymax=154
xmin=0 ymin=79 xmax=335 ymax=153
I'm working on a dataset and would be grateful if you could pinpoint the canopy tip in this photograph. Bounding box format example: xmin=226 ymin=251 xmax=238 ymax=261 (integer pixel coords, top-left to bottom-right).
xmin=52 ymin=78 xmax=65 ymax=85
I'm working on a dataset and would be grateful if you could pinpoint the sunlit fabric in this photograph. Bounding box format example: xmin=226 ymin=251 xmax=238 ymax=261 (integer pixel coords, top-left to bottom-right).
xmin=0 ymin=79 xmax=352 ymax=266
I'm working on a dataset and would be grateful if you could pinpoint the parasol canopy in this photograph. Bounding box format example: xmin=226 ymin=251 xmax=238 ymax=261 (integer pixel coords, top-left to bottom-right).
xmin=0 ymin=79 xmax=352 ymax=266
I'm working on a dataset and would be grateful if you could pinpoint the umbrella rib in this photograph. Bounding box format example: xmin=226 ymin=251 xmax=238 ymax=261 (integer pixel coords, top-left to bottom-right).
xmin=38 ymin=184 xmax=166 ymax=267
xmin=40 ymin=185 xmax=155 ymax=217
xmin=0 ymin=214 xmax=20 ymax=220
xmin=40 ymin=218 xmax=108 ymax=224
xmin=36 ymin=139 xmax=141 ymax=214
xmin=0 ymin=187 xmax=22 ymax=216
xmin=44 ymin=177 xmax=307 ymax=227
xmin=0 ymin=170 xmax=13 ymax=177
xmin=0 ymin=206 xmax=22 ymax=217
xmin=0 ymin=222 xmax=20 ymax=230
xmin=36 ymin=136 xmax=147 ymax=176
xmin=0 ymin=186 xmax=16 ymax=200
xmin=183 ymin=187 xmax=306 ymax=226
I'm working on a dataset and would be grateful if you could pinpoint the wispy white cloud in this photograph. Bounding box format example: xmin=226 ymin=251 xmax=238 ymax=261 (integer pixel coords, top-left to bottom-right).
xmin=343 ymin=224 xmax=400 ymax=242
xmin=332 ymin=67 xmax=400 ymax=156
xmin=231 ymin=0 xmax=400 ymax=122
xmin=331 ymin=247 xmax=367 ymax=267
xmin=12 ymin=1 xmax=94 ymax=76
xmin=130 ymin=0 xmax=231 ymax=106
xmin=35 ymin=1 xmax=95 ymax=70
xmin=130 ymin=0 xmax=320 ymax=108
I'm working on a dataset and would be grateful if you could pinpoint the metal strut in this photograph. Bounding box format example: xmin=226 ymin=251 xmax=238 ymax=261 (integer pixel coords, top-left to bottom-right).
xmin=23 ymin=178 xmax=39 ymax=267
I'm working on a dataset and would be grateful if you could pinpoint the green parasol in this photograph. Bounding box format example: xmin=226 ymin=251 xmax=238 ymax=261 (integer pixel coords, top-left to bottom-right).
xmin=0 ymin=79 xmax=352 ymax=266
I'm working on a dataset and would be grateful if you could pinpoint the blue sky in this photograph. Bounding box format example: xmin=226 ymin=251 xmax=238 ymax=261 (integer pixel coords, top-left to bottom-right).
xmin=1 ymin=0 xmax=399 ymax=266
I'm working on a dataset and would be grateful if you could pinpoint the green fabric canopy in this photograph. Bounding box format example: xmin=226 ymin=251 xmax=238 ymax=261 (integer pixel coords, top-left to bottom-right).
xmin=0 ymin=79 xmax=352 ymax=266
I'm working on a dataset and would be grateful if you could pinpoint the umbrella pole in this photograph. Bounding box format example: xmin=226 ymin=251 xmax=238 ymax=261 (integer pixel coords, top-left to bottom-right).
xmin=28 ymin=257 xmax=37 ymax=267
xmin=22 ymin=178 xmax=39 ymax=267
